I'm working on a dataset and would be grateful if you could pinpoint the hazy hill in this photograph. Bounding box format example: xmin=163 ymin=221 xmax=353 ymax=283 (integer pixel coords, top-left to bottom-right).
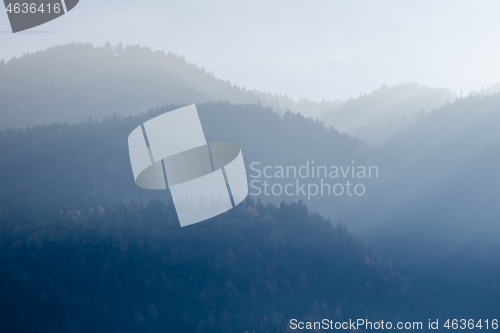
xmin=3 ymin=97 xmax=500 ymax=264
xmin=0 ymin=43 xmax=341 ymax=129
xmin=339 ymin=92 xmax=500 ymax=279
xmin=0 ymin=199 xmax=413 ymax=333
xmin=0 ymin=102 xmax=373 ymax=216
xmin=0 ymin=44 xmax=456 ymax=143
xmin=1 ymin=43 xmax=458 ymax=141
xmin=469 ymin=82 xmax=500 ymax=96
xmin=1 ymin=101 xmax=499 ymax=328
xmin=319 ymin=83 xmax=457 ymax=144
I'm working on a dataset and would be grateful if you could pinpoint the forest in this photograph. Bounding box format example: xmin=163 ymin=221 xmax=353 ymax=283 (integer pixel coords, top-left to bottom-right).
xmin=0 ymin=101 xmax=499 ymax=332
xmin=0 ymin=198 xmax=413 ymax=332
xmin=1 ymin=43 xmax=500 ymax=332
xmin=0 ymin=102 xmax=372 ymax=217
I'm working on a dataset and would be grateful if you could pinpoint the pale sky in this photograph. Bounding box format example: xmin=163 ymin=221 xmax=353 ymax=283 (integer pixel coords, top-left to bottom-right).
xmin=1 ymin=0 xmax=500 ymax=101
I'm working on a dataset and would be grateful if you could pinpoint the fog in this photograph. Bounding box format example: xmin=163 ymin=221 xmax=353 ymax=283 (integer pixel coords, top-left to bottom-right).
xmin=2 ymin=0 xmax=500 ymax=101
xmin=2 ymin=2 xmax=500 ymax=329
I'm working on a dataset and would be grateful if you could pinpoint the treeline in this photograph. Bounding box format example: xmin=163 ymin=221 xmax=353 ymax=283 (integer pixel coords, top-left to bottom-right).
xmin=0 ymin=198 xmax=412 ymax=333
xmin=0 ymin=101 xmax=374 ymax=218
xmin=0 ymin=43 xmax=340 ymax=129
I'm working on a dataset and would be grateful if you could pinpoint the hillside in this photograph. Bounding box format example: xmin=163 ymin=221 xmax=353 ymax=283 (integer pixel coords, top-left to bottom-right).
xmin=0 ymin=102 xmax=374 ymax=217
xmin=0 ymin=199 xmax=412 ymax=333
xmin=1 ymin=101 xmax=500 ymax=331
xmin=344 ymin=92 xmax=500 ymax=253
xmin=336 ymin=93 xmax=500 ymax=306
xmin=0 ymin=43 xmax=340 ymax=129
xmin=3 ymin=97 xmax=500 ymax=263
xmin=319 ymin=83 xmax=457 ymax=144
xmin=1 ymin=43 xmax=458 ymax=142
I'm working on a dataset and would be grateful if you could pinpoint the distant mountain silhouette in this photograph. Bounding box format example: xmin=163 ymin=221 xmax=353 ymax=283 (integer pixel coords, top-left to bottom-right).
xmin=0 ymin=43 xmax=341 ymax=129
xmin=1 ymin=43 xmax=457 ymax=140
xmin=319 ymin=83 xmax=457 ymax=144
xmin=1 ymin=102 xmax=499 ymax=329
xmin=352 ymin=92 xmax=500 ymax=254
xmin=0 ymin=102 xmax=373 ymax=216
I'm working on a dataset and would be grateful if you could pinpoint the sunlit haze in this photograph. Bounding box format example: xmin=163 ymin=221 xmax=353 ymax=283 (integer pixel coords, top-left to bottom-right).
xmin=1 ymin=0 xmax=500 ymax=100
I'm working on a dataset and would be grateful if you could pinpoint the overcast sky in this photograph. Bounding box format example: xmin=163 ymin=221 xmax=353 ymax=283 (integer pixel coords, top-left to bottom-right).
xmin=1 ymin=0 xmax=500 ymax=101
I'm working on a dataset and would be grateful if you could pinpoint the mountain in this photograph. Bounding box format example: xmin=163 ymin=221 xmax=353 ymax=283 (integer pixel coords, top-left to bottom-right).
xmin=2 ymin=42 xmax=500 ymax=329
xmin=0 ymin=199 xmax=413 ymax=333
xmin=336 ymin=92 xmax=500 ymax=302
xmin=1 ymin=43 xmax=463 ymax=146
xmin=319 ymin=83 xmax=457 ymax=144
xmin=346 ymin=92 xmax=500 ymax=250
xmin=469 ymin=82 xmax=500 ymax=97
xmin=1 ymin=100 xmax=500 ymax=331
xmin=0 ymin=102 xmax=374 ymax=217
xmin=0 ymin=43 xmax=341 ymax=129
xmin=3 ymin=97 xmax=500 ymax=265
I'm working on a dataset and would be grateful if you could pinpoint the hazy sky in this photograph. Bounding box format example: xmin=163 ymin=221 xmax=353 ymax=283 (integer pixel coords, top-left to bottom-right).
xmin=1 ymin=0 xmax=500 ymax=101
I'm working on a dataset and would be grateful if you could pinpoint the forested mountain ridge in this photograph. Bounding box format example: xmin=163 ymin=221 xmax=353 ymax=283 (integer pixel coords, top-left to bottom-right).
xmin=335 ymin=92 xmax=500 ymax=317
xmin=0 ymin=102 xmax=375 ymax=217
xmin=1 ymin=100 xmax=498 ymax=331
xmin=320 ymin=83 xmax=457 ymax=144
xmin=347 ymin=92 xmax=500 ymax=254
xmin=0 ymin=197 xmax=413 ymax=333
xmin=0 ymin=43 xmax=340 ymax=129
xmin=1 ymin=42 xmax=459 ymax=141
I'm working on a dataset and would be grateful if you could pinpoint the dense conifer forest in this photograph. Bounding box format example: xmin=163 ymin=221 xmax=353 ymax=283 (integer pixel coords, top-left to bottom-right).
xmin=0 ymin=198 xmax=413 ymax=332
